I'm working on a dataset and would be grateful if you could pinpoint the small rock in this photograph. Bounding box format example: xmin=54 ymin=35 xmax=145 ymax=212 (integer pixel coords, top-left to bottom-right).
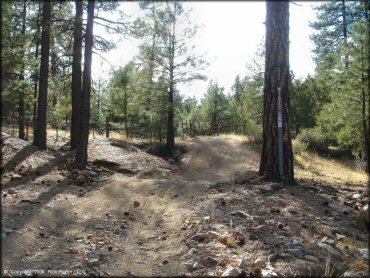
xmin=317 ymin=242 xmax=339 ymax=255
xmin=162 ymin=260 xmax=169 ymax=265
xmin=343 ymin=271 xmax=364 ymax=277
xmin=304 ymin=255 xmax=320 ymax=263
xmin=184 ymin=262 xmax=193 ymax=272
xmin=3 ymin=227 xmax=14 ymax=234
xmin=286 ymin=248 xmax=306 ymax=258
xmin=191 ymin=233 xmax=206 ymax=242
xmin=277 ymin=223 xmax=284 ymax=229
xmin=359 ymin=248 xmax=368 ymax=260
xmin=320 ymin=227 xmax=334 ymax=238
xmin=70 ymin=169 xmax=80 ymax=178
xmin=7 ymin=188 xmax=17 ymax=194
xmin=206 ymin=231 xmax=220 ymax=239
xmin=335 ymin=234 xmax=346 ymax=240
xmin=222 ymin=267 xmax=240 ymax=277
xmin=352 ymin=193 xmax=361 ymax=199
xmin=238 ymin=259 xmax=247 ymax=269
xmin=206 ymin=256 xmax=219 ymax=265
xmin=80 ymin=169 xmax=98 ymax=177
xmin=39 ymin=232 xmax=45 ymax=238
xmin=186 ymin=230 xmax=195 ymax=238
xmin=193 ymin=262 xmax=204 ymax=270
xmin=267 ymin=254 xmax=278 ymax=263
xmin=1 ymin=233 xmax=6 ymax=239
xmin=94 ymin=224 xmax=105 ymax=229
xmin=254 ymin=258 xmax=265 ymax=268
xmin=249 ymin=234 xmax=259 ymax=240
xmin=133 ymin=201 xmax=140 ymax=207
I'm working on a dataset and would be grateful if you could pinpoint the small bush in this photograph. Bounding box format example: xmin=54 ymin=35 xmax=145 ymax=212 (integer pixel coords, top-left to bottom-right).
xmin=296 ymin=128 xmax=341 ymax=156
xmin=292 ymin=139 xmax=308 ymax=155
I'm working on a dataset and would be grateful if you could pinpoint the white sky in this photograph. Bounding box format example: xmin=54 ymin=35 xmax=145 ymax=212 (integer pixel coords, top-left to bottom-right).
xmin=92 ymin=1 xmax=319 ymax=100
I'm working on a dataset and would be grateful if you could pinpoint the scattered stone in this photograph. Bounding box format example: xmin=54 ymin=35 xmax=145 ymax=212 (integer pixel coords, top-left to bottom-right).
xmin=206 ymin=231 xmax=220 ymax=239
xmin=94 ymin=224 xmax=105 ymax=229
xmin=7 ymin=188 xmax=17 ymax=194
xmin=186 ymin=230 xmax=195 ymax=238
xmin=221 ymin=267 xmax=240 ymax=277
xmin=39 ymin=232 xmax=45 ymax=238
xmin=70 ymin=169 xmax=80 ymax=179
xmin=205 ymin=256 xmax=219 ymax=265
xmin=191 ymin=233 xmax=206 ymax=242
xmin=248 ymin=234 xmax=258 ymax=240
xmin=3 ymin=227 xmax=14 ymax=234
xmin=192 ymin=262 xmax=204 ymax=270
xmin=328 ymin=203 xmax=350 ymax=214
xmin=352 ymin=193 xmax=361 ymax=199
xmin=267 ymin=254 xmax=278 ymax=263
xmin=253 ymin=258 xmax=265 ymax=268
xmin=343 ymin=271 xmax=364 ymax=277
xmin=304 ymin=255 xmax=320 ymax=263
xmin=80 ymin=170 xmax=98 ymax=177
xmin=277 ymin=223 xmax=284 ymax=229
xmin=238 ymin=259 xmax=247 ymax=269
xmin=184 ymin=262 xmax=193 ymax=272
xmin=133 ymin=201 xmax=140 ymax=207
xmin=335 ymin=234 xmax=346 ymax=240
xmin=320 ymin=227 xmax=334 ymax=238
xmin=359 ymin=248 xmax=368 ymax=260
xmin=286 ymin=248 xmax=307 ymax=258
xmin=317 ymin=242 xmax=339 ymax=255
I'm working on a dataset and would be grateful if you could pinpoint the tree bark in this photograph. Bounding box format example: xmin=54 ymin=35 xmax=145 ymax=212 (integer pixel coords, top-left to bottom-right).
xmin=70 ymin=0 xmax=83 ymax=149
xmin=33 ymin=0 xmax=51 ymax=150
xmin=259 ymin=1 xmax=294 ymax=184
xmin=74 ymin=0 xmax=94 ymax=170
xmin=365 ymin=0 xmax=370 ymax=179
xmin=18 ymin=0 xmax=27 ymax=140
xmin=124 ymin=86 xmax=128 ymax=139
xmin=341 ymin=0 xmax=349 ymax=69
xmin=166 ymin=22 xmax=175 ymax=153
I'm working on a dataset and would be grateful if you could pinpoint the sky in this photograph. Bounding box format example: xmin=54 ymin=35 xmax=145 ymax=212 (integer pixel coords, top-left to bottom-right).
xmin=91 ymin=1 xmax=319 ymax=100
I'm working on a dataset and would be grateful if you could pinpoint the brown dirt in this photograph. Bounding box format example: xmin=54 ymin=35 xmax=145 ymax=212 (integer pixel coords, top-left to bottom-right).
xmin=1 ymin=133 xmax=368 ymax=277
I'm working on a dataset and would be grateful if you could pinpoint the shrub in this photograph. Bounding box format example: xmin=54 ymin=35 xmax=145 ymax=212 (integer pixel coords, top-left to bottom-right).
xmin=292 ymin=139 xmax=308 ymax=156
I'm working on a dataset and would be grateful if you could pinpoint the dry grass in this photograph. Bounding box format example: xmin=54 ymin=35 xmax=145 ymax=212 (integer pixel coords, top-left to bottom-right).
xmin=295 ymin=150 xmax=368 ymax=185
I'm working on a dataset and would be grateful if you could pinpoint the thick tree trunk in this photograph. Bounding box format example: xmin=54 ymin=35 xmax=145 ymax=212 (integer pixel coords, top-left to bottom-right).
xmin=105 ymin=116 xmax=109 ymax=138
xmin=360 ymin=45 xmax=369 ymax=177
xmin=18 ymin=0 xmax=27 ymax=140
xmin=259 ymin=1 xmax=294 ymax=184
xmin=33 ymin=0 xmax=51 ymax=150
xmin=365 ymin=0 xmax=370 ymax=179
xmin=74 ymin=0 xmax=94 ymax=170
xmin=70 ymin=0 xmax=83 ymax=149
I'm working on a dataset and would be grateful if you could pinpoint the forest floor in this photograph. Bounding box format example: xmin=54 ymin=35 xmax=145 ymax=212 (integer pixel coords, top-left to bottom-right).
xmin=1 ymin=132 xmax=369 ymax=277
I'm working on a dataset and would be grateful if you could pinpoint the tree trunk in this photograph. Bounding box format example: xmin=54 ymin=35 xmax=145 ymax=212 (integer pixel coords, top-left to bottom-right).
xmin=365 ymin=0 xmax=370 ymax=179
xmin=70 ymin=0 xmax=83 ymax=149
xmin=74 ymin=0 xmax=94 ymax=170
xmin=166 ymin=26 xmax=175 ymax=153
xmin=259 ymin=1 xmax=294 ymax=184
xmin=33 ymin=0 xmax=51 ymax=150
xmin=105 ymin=116 xmax=109 ymax=138
xmin=124 ymin=86 xmax=128 ymax=139
xmin=18 ymin=0 xmax=27 ymax=140
xmin=341 ymin=0 xmax=349 ymax=69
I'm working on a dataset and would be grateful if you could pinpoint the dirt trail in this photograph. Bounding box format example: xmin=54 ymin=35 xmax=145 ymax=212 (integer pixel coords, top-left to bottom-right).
xmin=2 ymin=135 xmax=259 ymax=276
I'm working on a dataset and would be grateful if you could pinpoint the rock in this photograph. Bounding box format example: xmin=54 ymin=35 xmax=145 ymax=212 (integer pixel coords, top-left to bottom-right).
xmin=218 ymin=235 xmax=237 ymax=247
xmin=352 ymin=193 xmax=361 ymax=199
xmin=328 ymin=203 xmax=351 ymax=214
xmin=80 ymin=170 xmax=98 ymax=177
xmin=335 ymin=234 xmax=346 ymax=240
xmin=317 ymin=242 xmax=339 ymax=255
xmin=205 ymin=256 xmax=219 ymax=265
xmin=206 ymin=231 xmax=220 ymax=239
xmin=2 ymin=227 xmax=14 ymax=234
xmin=168 ymin=158 xmax=176 ymax=164
xmin=286 ymin=248 xmax=307 ymax=258
xmin=238 ymin=259 xmax=247 ymax=269
xmin=221 ymin=267 xmax=240 ymax=277
xmin=304 ymin=255 xmax=320 ymax=263
xmin=261 ymin=268 xmax=278 ymax=277
xmin=193 ymin=262 xmax=204 ymax=270
xmin=321 ymin=227 xmax=334 ymax=238
xmin=253 ymin=258 xmax=265 ymax=268
xmin=70 ymin=169 xmax=80 ymax=178
xmin=320 ymin=236 xmax=335 ymax=245
xmin=343 ymin=271 xmax=364 ymax=277
xmin=184 ymin=262 xmax=193 ymax=272
xmin=226 ymin=211 xmax=251 ymax=218
xmin=10 ymin=174 xmax=22 ymax=181
xmin=7 ymin=188 xmax=17 ymax=194
xmin=249 ymin=234 xmax=259 ymax=241
xmin=1 ymin=233 xmax=6 ymax=239
xmin=94 ymin=224 xmax=105 ymax=229
xmin=267 ymin=254 xmax=278 ymax=263
xmin=277 ymin=223 xmax=284 ymax=229
xmin=186 ymin=230 xmax=195 ymax=238
xmin=191 ymin=233 xmax=207 ymax=242
xmin=359 ymin=248 xmax=368 ymax=260
xmin=133 ymin=201 xmax=140 ymax=207
xmin=185 ymin=239 xmax=198 ymax=249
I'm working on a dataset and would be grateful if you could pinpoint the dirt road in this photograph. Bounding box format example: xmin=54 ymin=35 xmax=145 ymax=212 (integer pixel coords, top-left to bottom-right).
xmin=2 ymin=135 xmax=259 ymax=276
